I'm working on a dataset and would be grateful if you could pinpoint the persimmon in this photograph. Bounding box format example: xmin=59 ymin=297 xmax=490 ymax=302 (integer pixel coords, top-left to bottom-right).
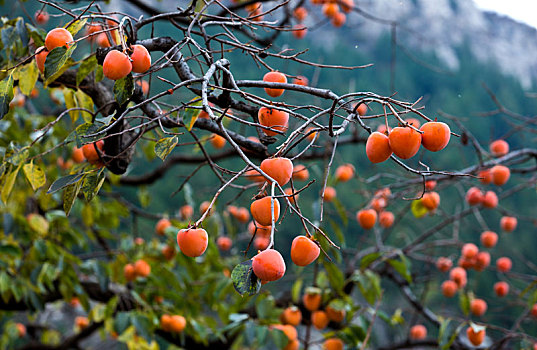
xmin=470 ymin=299 xmax=487 ymax=316
xmin=421 ymin=192 xmax=440 ymax=210
xmin=302 ymin=287 xmax=322 ymax=311
xmin=16 ymin=323 xmax=26 ymax=337
xmin=340 ymin=0 xmax=354 ymax=13
xmin=211 ymin=134 xmax=226 ymax=149
xmin=462 ymin=243 xmax=478 ymax=259
xmin=156 ymin=218 xmax=171 ymax=236
xmin=35 ymin=11 xmax=49 ymax=25
xmin=425 ymin=180 xmax=437 ymax=190
xmin=388 ymin=126 xmax=422 ymax=159
xmin=331 ymin=11 xmax=346 ymax=27
xmin=180 ymin=204 xmax=194 ymax=220
xmin=96 ymin=33 xmax=112 ymax=47
xmin=494 ymin=281 xmax=509 ymax=297
xmin=323 ymin=186 xmax=337 ymax=202
xmin=199 ymin=201 xmax=211 ymax=215
xmin=436 ymin=257 xmax=453 ymax=272
xmin=160 ymin=314 xmax=172 ymax=331
xmin=366 ymin=132 xmax=393 ymax=163
xmin=263 ymin=71 xmax=287 ymax=97
xmin=458 ymin=256 xmax=476 ymax=270
xmin=406 ymin=118 xmax=421 ymax=128
xmin=124 ymin=263 xmax=136 ymax=281
xmin=490 ymin=165 xmax=510 ymax=186
xmin=177 ymin=228 xmax=209 ymax=257
xmin=323 ymin=338 xmax=344 ymax=350
xmin=292 ymin=164 xmax=309 ymax=181
xmin=281 ymin=306 xmax=302 ymax=326
xmin=356 ymin=209 xmax=377 ymax=229
xmin=291 ymin=235 xmax=320 ymax=266
xmin=197 ymin=102 xmax=214 ymax=119
xmin=293 ymin=7 xmax=308 ymax=21
xmin=377 ymin=124 xmax=391 ymax=134
xmin=248 ymin=221 xmax=271 ymax=237
xmin=103 ymin=50 xmax=132 ymax=80
xmin=292 ymin=25 xmax=308 ymax=39
xmin=75 ymin=316 xmax=89 ymax=329
xmin=467 ymin=326 xmax=485 ymax=346
xmin=335 ymin=163 xmax=355 ymax=182
xmin=379 ymin=211 xmax=394 ymax=228
xmin=85 ymin=24 xmax=102 ymax=41
xmin=245 ymin=169 xmax=265 ymax=183
xmin=284 ymin=339 xmax=300 ymax=350
xmin=474 ymin=251 xmax=491 ymax=271
xmin=370 ymin=197 xmax=387 ymax=212
xmin=356 ymin=103 xmax=368 ymax=116
xmin=236 ymin=207 xmax=250 ymax=223
xmin=273 ymin=324 xmax=298 ymax=341
xmin=71 ymin=146 xmax=85 ymax=163
xmin=252 ymin=249 xmax=286 ymax=281
xmin=69 ymin=297 xmax=80 ymax=307
xmin=134 ymin=259 xmax=151 ymax=277
xmin=482 ymin=191 xmax=498 ymax=208
xmin=45 ymin=28 xmax=73 ymax=51
xmin=217 ymin=236 xmax=232 ymax=251
xmin=420 ymin=121 xmax=451 ymax=152
xmin=326 ymin=305 xmax=346 ymax=322
xmin=409 ymin=324 xmax=427 ymax=340
xmin=134 ymin=237 xmax=144 ymax=245
xmin=449 ymin=267 xmax=467 ymax=288
xmin=137 ymin=80 xmax=149 ymax=95
xmin=531 ymin=304 xmax=537 ymax=318
xmin=306 ymin=127 xmax=318 ymax=142
xmin=480 ymin=231 xmax=498 ymax=248
xmin=312 ymin=310 xmax=329 ymax=330
xmin=254 ymin=236 xmax=270 ymax=250
xmin=260 ymin=157 xmax=294 ymax=186
xmin=258 ymin=107 xmax=289 ymax=136
xmin=441 ymin=280 xmax=458 ymax=297
xmin=293 ymin=75 xmax=308 ymax=86
xmin=500 ymin=216 xmax=517 ymax=232
xmin=496 ymin=257 xmax=512 ymax=272
xmin=322 ymin=3 xmax=339 ymax=18
xmin=251 ymin=196 xmax=280 ymax=226
xmin=169 ymin=315 xmax=186 ymax=333
xmin=35 ymin=46 xmax=48 ymax=74
xmin=478 ymin=169 xmax=492 ymax=184
xmin=130 ymin=44 xmax=151 ymax=73
xmin=490 ymin=139 xmax=509 ymax=157
xmin=162 ymin=245 xmax=175 ymax=260
xmin=466 ymin=187 xmax=484 ymax=206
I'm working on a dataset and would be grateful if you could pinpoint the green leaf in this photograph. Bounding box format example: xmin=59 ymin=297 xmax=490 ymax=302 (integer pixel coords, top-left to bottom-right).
xmin=183 ymin=100 xmax=202 ymax=131
xmin=411 ymin=199 xmax=428 ymax=218
xmin=360 ymin=252 xmax=382 ymax=269
xmin=44 ymin=44 xmax=77 ymax=81
xmin=23 ymin=161 xmax=46 ymax=191
xmin=332 ymin=197 xmax=348 ymax=226
xmin=387 ymin=253 xmax=412 ymax=283
xmin=0 ymin=75 xmax=14 ymax=119
xmin=291 ymin=279 xmax=303 ymax=304
xmin=270 ymin=328 xmax=289 ymax=349
xmin=76 ymin=90 xmax=94 ymax=123
xmin=113 ymin=74 xmax=134 ymax=106
xmin=65 ymin=18 xmax=87 ymax=36
xmin=154 ymin=136 xmax=178 ymax=161
xmin=25 ymin=23 xmax=46 ymax=47
xmin=231 ymin=260 xmax=261 ymax=296
xmin=63 ymin=181 xmax=82 ymax=216
xmin=17 ymin=61 xmax=38 ymax=96
xmin=47 ymin=173 xmax=85 ymax=194
xmin=0 ymin=243 xmax=22 ymax=258
xmin=74 ymin=123 xmax=102 ymax=146
xmin=459 ymin=292 xmax=470 ymax=316
xmin=76 ymin=55 xmax=97 ymax=87
xmin=323 ymin=260 xmax=345 ymax=293
xmin=81 ymin=169 xmax=105 ymax=202
xmin=1 ymin=164 xmax=20 ymax=204
xmin=63 ymin=88 xmax=78 ymax=123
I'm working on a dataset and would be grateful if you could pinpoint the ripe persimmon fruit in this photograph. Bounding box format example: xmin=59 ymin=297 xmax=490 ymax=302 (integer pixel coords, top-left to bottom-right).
xmin=462 ymin=243 xmax=478 ymax=259
xmin=260 ymin=157 xmax=294 ymax=186
xmin=103 ymin=50 xmax=132 ymax=80
xmin=217 ymin=236 xmax=232 ymax=251
xmin=356 ymin=209 xmax=377 ymax=229
xmin=366 ymin=132 xmax=392 ymax=163
xmin=281 ymin=306 xmax=302 ymax=326
xmin=500 ymin=216 xmax=517 ymax=232
xmin=388 ymin=126 xmax=422 ymax=159
xmin=130 ymin=44 xmax=151 ymax=73
xmin=480 ymin=231 xmax=498 ymax=248
xmin=490 ymin=165 xmax=510 ymax=186
xmin=323 ymin=338 xmax=344 ymax=350
xmin=177 ymin=228 xmax=209 ymax=257
xmin=45 ymin=28 xmax=73 ymax=51
xmin=156 ymin=218 xmax=171 ymax=236
xmin=323 ymin=186 xmax=336 ymax=202
xmin=436 ymin=257 xmax=453 ymax=272
xmin=421 ymin=191 xmax=440 ymax=210
xmin=258 ymin=107 xmax=289 ymax=136
xmin=335 ymin=163 xmax=355 ymax=182
xmin=292 ymin=164 xmax=309 ymax=181
xmin=467 ymin=326 xmax=485 ymax=346
xmin=490 ymin=139 xmax=509 ymax=157
xmin=35 ymin=47 xmax=48 ymax=74
xmin=332 ymin=12 xmax=346 ymax=27
xmin=311 ymin=310 xmax=329 ymax=330
xmin=124 ymin=263 xmax=136 ymax=281
xmin=252 ymin=249 xmax=286 ymax=281
xmin=251 ymin=196 xmax=280 ymax=226
xmin=211 ymin=134 xmax=226 ymax=149
xmin=71 ymin=146 xmax=85 ymax=163
xmin=466 ymin=187 xmax=483 ymax=206
xmin=494 ymin=281 xmax=509 ymax=297
xmin=82 ymin=140 xmax=104 ymax=165
xmin=420 ymin=121 xmax=451 ymax=152
xmin=134 ymin=259 xmax=150 ymax=277
xmin=263 ymin=71 xmax=287 ymax=97
xmin=409 ymin=324 xmax=427 ymax=340
xmin=302 ymin=287 xmax=322 ymax=311
xmin=441 ymin=280 xmax=458 ymax=297
xmin=470 ymin=298 xmax=487 ymax=316
xmin=496 ymin=257 xmax=512 ymax=272
xmin=291 ymin=235 xmax=320 ymax=266
xmin=482 ymin=191 xmax=498 ymax=208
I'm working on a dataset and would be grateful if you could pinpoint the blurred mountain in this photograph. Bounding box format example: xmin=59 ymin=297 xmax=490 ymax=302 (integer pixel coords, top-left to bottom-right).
xmin=310 ymin=0 xmax=537 ymax=89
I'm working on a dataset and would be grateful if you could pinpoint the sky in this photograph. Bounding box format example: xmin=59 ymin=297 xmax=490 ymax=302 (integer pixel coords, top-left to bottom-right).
xmin=473 ymin=0 xmax=537 ymax=28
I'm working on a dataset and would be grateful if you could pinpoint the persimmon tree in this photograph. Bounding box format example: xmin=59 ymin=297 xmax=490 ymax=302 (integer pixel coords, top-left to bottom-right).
xmin=0 ymin=1 xmax=537 ymax=350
